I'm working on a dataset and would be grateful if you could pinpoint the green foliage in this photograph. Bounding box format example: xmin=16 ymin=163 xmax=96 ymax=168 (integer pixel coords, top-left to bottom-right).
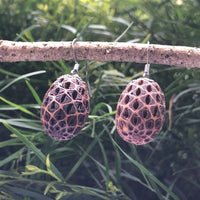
xmin=1 ymin=0 xmax=200 ymax=199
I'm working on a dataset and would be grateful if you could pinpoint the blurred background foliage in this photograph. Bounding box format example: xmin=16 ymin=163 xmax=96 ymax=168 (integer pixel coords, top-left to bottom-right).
xmin=0 ymin=0 xmax=200 ymax=199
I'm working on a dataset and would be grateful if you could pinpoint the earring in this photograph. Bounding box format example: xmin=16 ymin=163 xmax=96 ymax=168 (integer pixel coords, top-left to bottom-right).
xmin=115 ymin=42 xmax=165 ymax=145
xmin=40 ymin=39 xmax=90 ymax=140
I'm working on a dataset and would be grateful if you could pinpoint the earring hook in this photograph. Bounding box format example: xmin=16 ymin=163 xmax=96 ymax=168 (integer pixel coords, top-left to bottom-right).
xmin=71 ymin=38 xmax=80 ymax=75
xmin=143 ymin=41 xmax=150 ymax=77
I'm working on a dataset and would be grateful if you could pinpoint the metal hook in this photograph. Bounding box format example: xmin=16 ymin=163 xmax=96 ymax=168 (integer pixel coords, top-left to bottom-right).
xmin=143 ymin=41 xmax=150 ymax=77
xmin=71 ymin=39 xmax=91 ymax=96
xmin=71 ymin=38 xmax=80 ymax=75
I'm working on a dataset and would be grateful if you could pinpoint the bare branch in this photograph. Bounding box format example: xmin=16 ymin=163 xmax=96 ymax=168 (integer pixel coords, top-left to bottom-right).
xmin=0 ymin=40 xmax=200 ymax=68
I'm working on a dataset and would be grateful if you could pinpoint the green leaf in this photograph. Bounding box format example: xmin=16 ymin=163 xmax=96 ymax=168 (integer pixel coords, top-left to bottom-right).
xmin=0 ymin=118 xmax=43 ymax=131
xmin=4 ymin=185 xmax=53 ymax=200
xmin=0 ymin=147 xmax=24 ymax=168
xmin=15 ymin=24 xmax=41 ymax=41
xmin=97 ymin=138 xmax=110 ymax=191
xmin=114 ymin=21 xmax=134 ymax=42
xmin=0 ymin=70 xmax=46 ymax=93
xmin=0 ymin=170 xmax=20 ymax=178
xmin=2 ymin=122 xmax=64 ymax=182
xmin=24 ymin=30 xmax=34 ymax=42
xmin=25 ymin=80 xmax=42 ymax=106
xmin=0 ymin=104 xmax=40 ymax=111
xmin=91 ymin=102 xmax=113 ymax=115
xmin=0 ymin=138 xmax=22 ymax=148
xmin=65 ymin=128 xmax=105 ymax=181
xmin=0 ymin=96 xmax=38 ymax=118
xmin=44 ymin=181 xmax=57 ymax=195
xmin=68 ymin=184 xmax=110 ymax=200
xmin=0 ymin=68 xmax=19 ymax=78
xmin=111 ymin=138 xmax=180 ymax=200
xmin=89 ymin=111 xmax=116 ymax=120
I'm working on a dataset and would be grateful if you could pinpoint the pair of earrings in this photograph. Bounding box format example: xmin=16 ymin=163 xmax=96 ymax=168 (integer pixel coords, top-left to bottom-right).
xmin=40 ymin=41 xmax=165 ymax=145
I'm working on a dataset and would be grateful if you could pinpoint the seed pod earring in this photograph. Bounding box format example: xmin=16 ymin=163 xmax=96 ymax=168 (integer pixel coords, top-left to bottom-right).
xmin=115 ymin=42 xmax=165 ymax=145
xmin=40 ymin=39 xmax=90 ymax=140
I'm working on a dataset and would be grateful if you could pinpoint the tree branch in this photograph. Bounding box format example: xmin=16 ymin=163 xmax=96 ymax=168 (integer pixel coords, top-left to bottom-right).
xmin=0 ymin=40 xmax=200 ymax=68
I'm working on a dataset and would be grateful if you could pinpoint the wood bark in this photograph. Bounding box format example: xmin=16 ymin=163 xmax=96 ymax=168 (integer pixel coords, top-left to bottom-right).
xmin=0 ymin=40 xmax=200 ymax=68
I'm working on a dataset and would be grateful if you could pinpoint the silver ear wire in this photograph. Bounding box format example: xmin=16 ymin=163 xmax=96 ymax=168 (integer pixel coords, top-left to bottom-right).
xmin=143 ymin=41 xmax=150 ymax=77
xmin=71 ymin=38 xmax=80 ymax=75
xmin=71 ymin=39 xmax=92 ymax=97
